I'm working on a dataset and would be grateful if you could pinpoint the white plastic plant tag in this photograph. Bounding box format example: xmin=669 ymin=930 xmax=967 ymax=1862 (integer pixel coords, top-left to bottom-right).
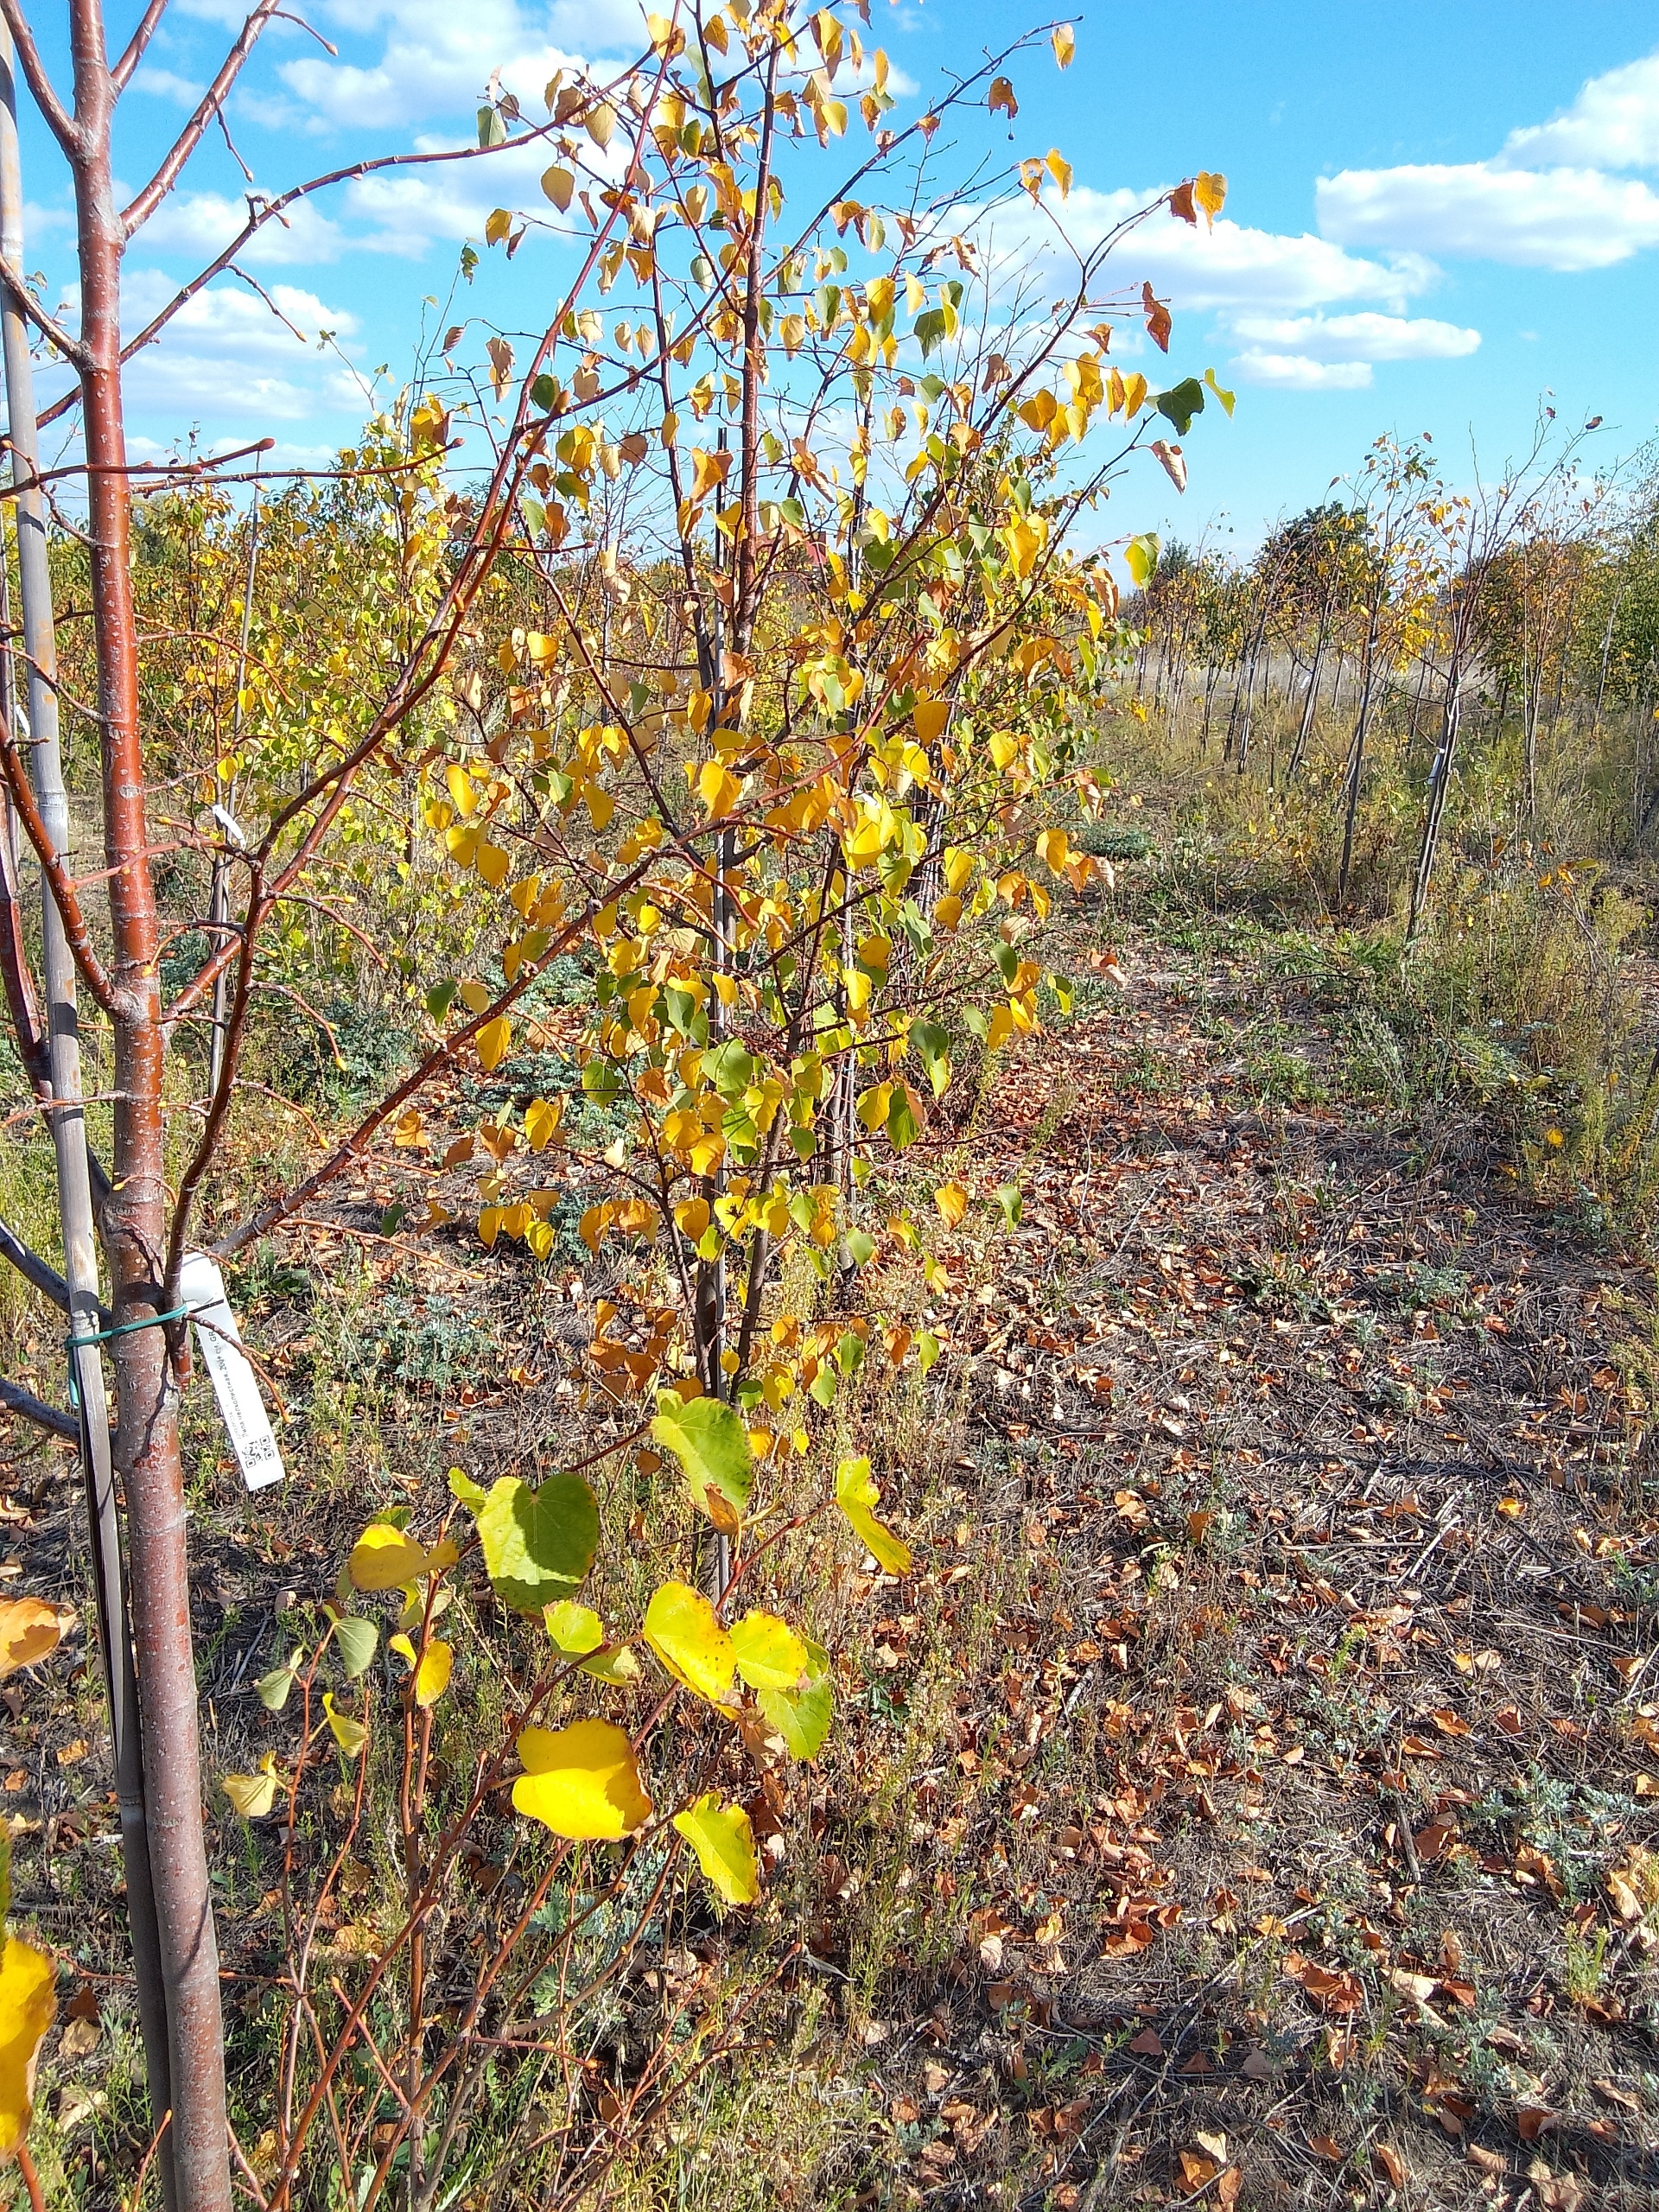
xmin=180 ymin=1251 xmax=284 ymax=1491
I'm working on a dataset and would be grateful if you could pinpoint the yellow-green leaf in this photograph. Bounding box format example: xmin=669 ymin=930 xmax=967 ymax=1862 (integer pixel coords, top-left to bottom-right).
xmin=644 ymin=1580 xmax=735 ymax=1703
xmin=759 ymin=1642 xmax=834 ymax=1762
xmin=835 ymin=1459 xmax=912 ymax=1574
xmin=730 ymin=1610 xmax=809 ymax=1694
xmin=512 ymin=1719 xmax=652 ymax=1839
xmin=222 ymin=1752 xmax=280 ymax=1819
xmin=322 ymin=1691 xmax=368 ymax=1758
xmin=545 ymin=1599 xmax=606 ymax=1656
xmin=0 ymin=1934 xmax=55 ymax=2157
xmin=672 ymin=1792 xmax=758 ymax=1904
xmin=651 ymin=1394 xmax=753 ymax=1523
xmin=348 ymin=1523 xmax=428 ymax=1591
xmin=1204 ymin=365 xmax=1236 ymax=417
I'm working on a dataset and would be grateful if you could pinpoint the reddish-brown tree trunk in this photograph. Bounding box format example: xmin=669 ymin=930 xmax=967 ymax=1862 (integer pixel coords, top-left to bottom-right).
xmin=67 ymin=5 xmax=231 ymax=2204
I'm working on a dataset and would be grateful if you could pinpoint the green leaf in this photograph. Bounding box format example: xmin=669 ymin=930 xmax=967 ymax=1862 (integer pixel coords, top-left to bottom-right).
xmin=530 ymin=373 xmax=560 ymax=412
xmin=644 ymin=1580 xmax=735 ymax=1702
xmin=702 ymin=1039 xmax=755 ymax=1098
xmin=759 ymin=1658 xmax=833 ymax=1761
xmin=467 ymin=1474 xmax=599 ymax=1615
xmin=917 ymin=1330 xmax=942 ymax=1376
xmin=476 ymin=105 xmax=507 ymax=149
xmin=835 ymin=1458 xmax=912 ymax=1574
xmin=842 ymin=1228 xmax=875 ymax=1268
xmin=651 ymin=1394 xmax=753 ymax=1522
xmin=887 ymin=1085 xmax=921 ymax=1150
xmin=1154 ymin=378 xmax=1205 ymax=435
xmin=730 ymin=1610 xmax=809 ymax=1693
xmin=995 ymin=1183 xmax=1024 ymax=1230
xmin=425 ymin=980 xmax=457 ymax=1022
xmin=673 ymin=1793 xmax=758 ymax=1904
xmin=256 ymin=1654 xmax=302 ymax=1713
xmin=332 ymin=1616 xmax=378 ymax=1681
xmin=910 ymin=1020 xmax=952 ymax=1098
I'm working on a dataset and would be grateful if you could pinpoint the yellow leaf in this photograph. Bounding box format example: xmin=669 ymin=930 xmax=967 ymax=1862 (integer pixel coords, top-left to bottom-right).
xmin=1052 ymin=23 xmax=1076 ymax=67
xmin=541 ymin=164 xmax=575 ymax=212
xmin=485 ymin=207 xmax=512 ymax=246
xmin=410 ymin=1639 xmax=451 ymax=1708
xmin=698 ymin=760 xmax=742 ymax=818
xmin=835 ymin=1458 xmax=912 ymax=1574
xmin=322 ymin=1691 xmax=368 ymax=1758
xmin=689 ymin=447 xmax=732 ymax=501
xmin=0 ymin=1600 xmax=61 ymax=1682
xmin=221 ymin=1752 xmax=281 ymax=1819
xmin=912 ymin=697 xmax=949 ymax=745
xmin=1122 ymin=372 xmax=1147 ymax=417
xmin=674 ymin=1195 xmax=711 ymax=1241
xmin=348 ymin=1524 xmax=428 ymax=1592
xmin=524 ymin=1096 xmax=562 ymax=1151
xmin=935 ymin=1180 xmax=969 ymax=1227
xmin=0 ymin=1935 xmax=55 ymax=2157
xmin=934 ymin=893 xmax=963 ymax=931
xmin=476 ymin=1016 xmax=512 ymax=1071
xmin=1194 ymin=169 xmax=1227 ymax=225
xmin=643 ymin=1580 xmax=735 ymax=1703
xmin=1046 ymin=150 xmax=1072 ymax=199
xmin=673 ymin=1792 xmax=758 ymax=1904
xmin=476 ymin=842 xmax=510 ymax=890
xmin=730 ymin=1610 xmax=809 ymax=1694
xmin=512 ymin=1719 xmax=652 ymax=1840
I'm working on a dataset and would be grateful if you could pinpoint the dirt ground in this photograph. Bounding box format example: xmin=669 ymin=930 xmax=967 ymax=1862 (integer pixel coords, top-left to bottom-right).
xmin=2 ymin=884 xmax=1656 ymax=2209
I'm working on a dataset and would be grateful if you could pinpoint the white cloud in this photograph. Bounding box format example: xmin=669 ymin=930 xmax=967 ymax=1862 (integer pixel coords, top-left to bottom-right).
xmin=986 ymin=188 xmax=1435 ymax=315
xmin=124 ymin=272 xmax=358 ymax=352
xmin=111 ymin=270 xmax=363 ymax=422
xmin=1224 ymin=310 xmax=1479 ymax=362
xmin=1319 ymin=161 xmax=1659 ymax=270
xmin=283 ymin=0 xmax=644 ymax=130
xmin=1500 ymin=49 xmax=1659 ymax=172
xmin=112 ymin=273 xmax=366 ymax=427
xmin=137 ymin=189 xmax=347 ymax=266
xmin=343 ymin=134 xmax=558 ymax=254
xmin=127 ymin=65 xmax=205 ymax=105
xmin=1232 ymin=352 xmax=1372 ymax=391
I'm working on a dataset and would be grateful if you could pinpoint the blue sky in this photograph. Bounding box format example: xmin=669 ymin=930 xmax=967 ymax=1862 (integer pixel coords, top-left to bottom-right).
xmin=11 ymin=1 xmax=1659 ymax=553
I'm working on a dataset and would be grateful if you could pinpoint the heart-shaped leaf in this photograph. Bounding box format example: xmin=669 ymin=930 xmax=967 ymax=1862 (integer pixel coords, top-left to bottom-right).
xmin=673 ymin=1792 xmax=758 ymax=1904
xmin=512 ymin=1719 xmax=652 ymax=1840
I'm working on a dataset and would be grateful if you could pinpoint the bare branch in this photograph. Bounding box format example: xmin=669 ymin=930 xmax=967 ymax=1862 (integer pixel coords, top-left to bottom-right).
xmin=121 ymin=0 xmax=282 ymax=238
xmin=111 ymin=0 xmax=170 ymax=94
xmin=0 ymin=720 xmax=121 ymax=1018
xmin=0 ymin=1373 xmax=77 ymax=1440
xmin=0 ymin=1213 xmax=68 ymax=1309
xmin=0 ymin=0 xmax=78 ymax=154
